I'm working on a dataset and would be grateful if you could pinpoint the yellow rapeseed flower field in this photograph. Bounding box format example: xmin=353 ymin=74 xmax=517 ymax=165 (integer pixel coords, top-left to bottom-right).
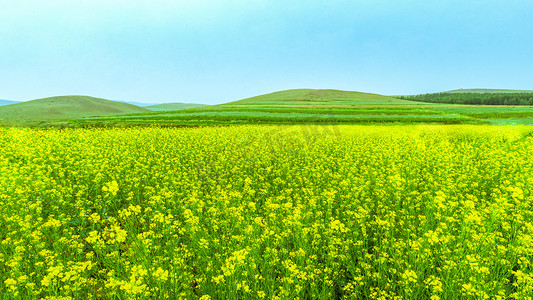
xmin=1 ymin=125 xmax=533 ymax=299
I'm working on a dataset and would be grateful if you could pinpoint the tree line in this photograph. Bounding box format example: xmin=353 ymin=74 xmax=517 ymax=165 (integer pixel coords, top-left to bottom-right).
xmin=398 ymin=92 xmax=533 ymax=105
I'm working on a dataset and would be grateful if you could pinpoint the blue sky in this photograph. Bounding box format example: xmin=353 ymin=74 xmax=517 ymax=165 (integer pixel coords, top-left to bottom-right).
xmin=1 ymin=0 xmax=533 ymax=104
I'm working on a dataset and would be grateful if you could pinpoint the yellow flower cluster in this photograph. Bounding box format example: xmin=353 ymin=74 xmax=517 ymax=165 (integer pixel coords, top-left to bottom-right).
xmin=0 ymin=125 xmax=533 ymax=298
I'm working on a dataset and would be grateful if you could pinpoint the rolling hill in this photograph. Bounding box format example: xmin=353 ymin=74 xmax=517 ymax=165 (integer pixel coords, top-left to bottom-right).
xmin=145 ymin=102 xmax=208 ymax=111
xmin=9 ymin=89 xmax=533 ymax=127
xmin=63 ymin=89 xmax=481 ymax=126
xmin=227 ymin=89 xmax=418 ymax=106
xmin=0 ymin=95 xmax=149 ymax=125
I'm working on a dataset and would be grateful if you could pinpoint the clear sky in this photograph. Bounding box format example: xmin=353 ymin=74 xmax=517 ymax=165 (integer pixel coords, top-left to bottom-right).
xmin=1 ymin=0 xmax=533 ymax=104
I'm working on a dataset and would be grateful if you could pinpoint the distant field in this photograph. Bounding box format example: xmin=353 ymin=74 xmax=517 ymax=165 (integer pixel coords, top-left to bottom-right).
xmin=3 ymin=89 xmax=533 ymax=127
xmin=56 ymin=89 xmax=485 ymax=127
xmin=145 ymin=102 xmax=208 ymax=111
xmin=52 ymin=89 xmax=533 ymax=127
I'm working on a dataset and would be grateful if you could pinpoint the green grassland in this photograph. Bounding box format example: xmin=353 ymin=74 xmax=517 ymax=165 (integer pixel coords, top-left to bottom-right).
xmin=55 ymin=89 xmax=476 ymax=126
xmin=145 ymin=102 xmax=208 ymax=111
xmin=228 ymin=89 xmax=419 ymax=105
xmin=2 ymin=89 xmax=533 ymax=127
xmin=55 ymin=89 xmax=533 ymax=127
xmin=0 ymin=96 xmax=149 ymax=126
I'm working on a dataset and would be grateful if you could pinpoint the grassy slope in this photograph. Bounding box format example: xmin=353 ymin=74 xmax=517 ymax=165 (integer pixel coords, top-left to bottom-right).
xmin=22 ymin=89 xmax=533 ymax=127
xmin=228 ymin=89 xmax=419 ymax=105
xmin=61 ymin=89 xmax=482 ymax=126
xmin=0 ymin=95 xmax=149 ymax=125
xmin=145 ymin=103 xmax=208 ymax=111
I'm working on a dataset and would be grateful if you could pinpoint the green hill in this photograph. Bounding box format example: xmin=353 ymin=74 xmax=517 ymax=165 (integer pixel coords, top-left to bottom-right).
xmin=145 ymin=102 xmax=208 ymax=111
xmin=9 ymin=89 xmax=533 ymax=127
xmin=227 ymin=89 xmax=418 ymax=106
xmin=64 ymin=89 xmax=481 ymax=126
xmin=17 ymin=89 xmax=533 ymax=127
xmin=0 ymin=95 xmax=149 ymax=125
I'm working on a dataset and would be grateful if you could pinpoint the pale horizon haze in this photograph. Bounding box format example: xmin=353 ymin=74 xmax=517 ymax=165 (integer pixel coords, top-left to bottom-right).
xmin=1 ymin=0 xmax=533 ymax=104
